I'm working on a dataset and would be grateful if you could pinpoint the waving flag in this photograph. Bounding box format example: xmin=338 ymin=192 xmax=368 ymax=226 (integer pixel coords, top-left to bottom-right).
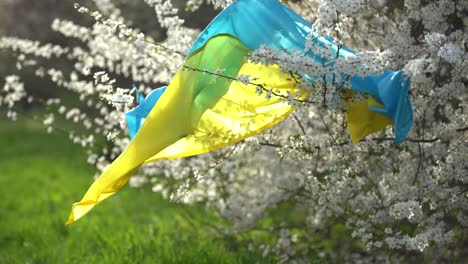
xmin=66 ymin=0 xmax=413 ymax=225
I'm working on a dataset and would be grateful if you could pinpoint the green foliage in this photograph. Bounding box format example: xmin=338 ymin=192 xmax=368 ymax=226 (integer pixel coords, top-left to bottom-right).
xmin=0 ymin=120 xmax=268 ymax=264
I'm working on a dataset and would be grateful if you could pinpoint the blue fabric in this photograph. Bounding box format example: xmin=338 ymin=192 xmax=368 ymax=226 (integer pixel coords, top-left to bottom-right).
xmin=125 ymin=86 xmax=167 ymax=139
xmin=189 ymin=0 xmax=353 ymax=57
xmin=127 ymin=0 xmax=413 ymax=143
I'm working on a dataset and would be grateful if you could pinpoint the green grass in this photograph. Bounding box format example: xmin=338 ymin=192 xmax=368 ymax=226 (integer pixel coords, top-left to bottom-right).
xmin=0 ymin=120 xmax=268 ymax=263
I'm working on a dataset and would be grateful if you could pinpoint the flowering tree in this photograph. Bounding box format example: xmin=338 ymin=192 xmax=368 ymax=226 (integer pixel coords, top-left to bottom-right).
xmin=1 ymin=0 xmax=467 ymax=261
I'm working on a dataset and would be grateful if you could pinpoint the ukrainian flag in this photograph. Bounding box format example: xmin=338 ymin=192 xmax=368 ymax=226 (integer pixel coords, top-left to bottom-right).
xmin=66 ymin=0 xmax=413 ymax=225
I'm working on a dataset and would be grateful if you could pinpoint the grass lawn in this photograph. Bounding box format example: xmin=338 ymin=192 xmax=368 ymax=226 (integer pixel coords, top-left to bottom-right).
xmin=0 ymin=119 xmax=267 ymax=263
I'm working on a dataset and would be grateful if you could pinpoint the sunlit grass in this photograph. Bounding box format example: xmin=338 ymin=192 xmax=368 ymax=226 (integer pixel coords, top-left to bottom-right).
xmin=0 ymin=119 xmax=268 ymax=263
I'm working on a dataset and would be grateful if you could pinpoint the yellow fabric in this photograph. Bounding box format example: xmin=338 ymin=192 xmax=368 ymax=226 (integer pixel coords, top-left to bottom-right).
xmin=346 ymin=96 xmax=393 ymax=143
xmin=66 ymin=35 xmax=300 ymax=225
xmin=66 ymin=63 xmax=194 ymax=225
xmin=145 ymin=62 xmax=301 ymax=163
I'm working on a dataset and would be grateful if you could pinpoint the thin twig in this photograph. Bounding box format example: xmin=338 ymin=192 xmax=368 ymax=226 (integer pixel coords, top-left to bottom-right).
xmin=293 ymin=113 xmax=307 ymax=136
xmin=182 ymin=65 xmax=315 ymax=104
xmin=76 ymin=3 xmax=185 ymax=57
xmin=301 ymin=0 xmax=315 ymax=14
xmin=258 ymin=126 xmax=468 ymax=151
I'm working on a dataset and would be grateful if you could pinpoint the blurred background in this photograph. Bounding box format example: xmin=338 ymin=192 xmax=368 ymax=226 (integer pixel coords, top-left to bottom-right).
xmin=0 ymin=0 xmax=217 ymax=99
